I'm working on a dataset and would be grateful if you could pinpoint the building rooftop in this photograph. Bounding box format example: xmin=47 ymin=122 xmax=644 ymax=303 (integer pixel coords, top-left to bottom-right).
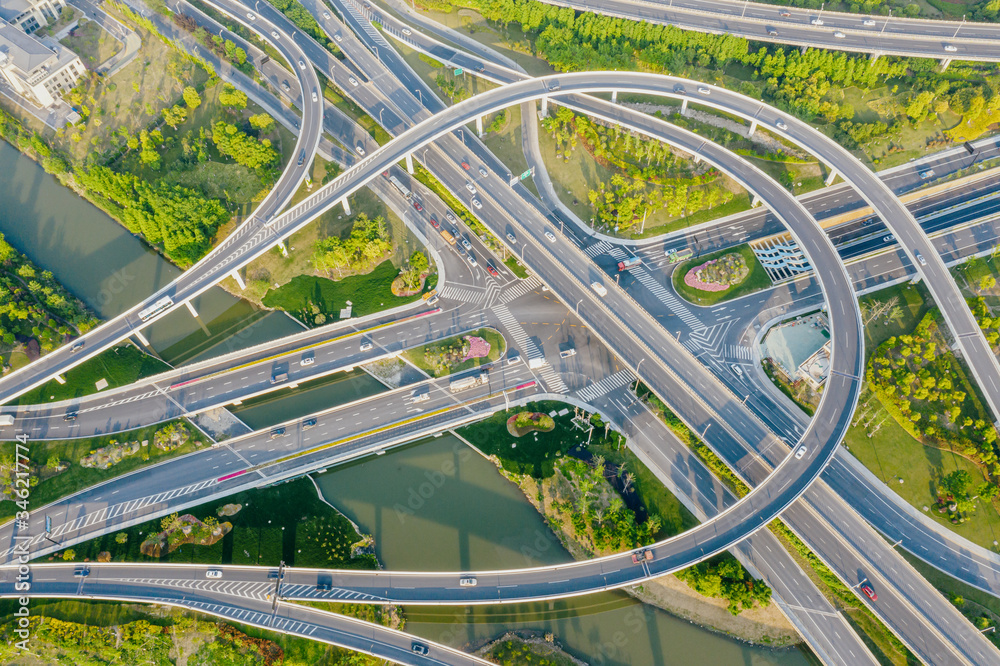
xmin=0 ymin=19 xmax=54 ymax=75
xmin=0 ymin=0 xmax=33 ymax=23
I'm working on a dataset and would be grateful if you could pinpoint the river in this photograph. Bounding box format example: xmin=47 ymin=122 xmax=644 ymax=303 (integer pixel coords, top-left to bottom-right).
xmin=0 ymin=141 xmax=302 ymax=365
xmin=314 ymin=435 xmax=809 ymax=665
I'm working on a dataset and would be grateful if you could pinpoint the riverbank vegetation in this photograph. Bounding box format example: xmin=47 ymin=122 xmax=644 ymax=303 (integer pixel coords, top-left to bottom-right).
xmin=0 ymin=233 xmax=99 ymax=371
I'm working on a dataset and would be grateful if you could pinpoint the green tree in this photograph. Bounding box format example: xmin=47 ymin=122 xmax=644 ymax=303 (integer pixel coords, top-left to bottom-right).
xmin=182 ymin=86 xmax=201 ymax=109
xmin=62 ymin=549 xmax=76 ymax=561
xmin=218 ymin=83 xmax=248 ymax=109
xmin=161 ymin=104 xmax=188 ymax=129
xmin=248 ymin=113 xmax=275 ymax=131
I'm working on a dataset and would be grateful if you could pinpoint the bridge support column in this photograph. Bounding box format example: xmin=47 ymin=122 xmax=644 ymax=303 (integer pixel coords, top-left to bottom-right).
xmin=54 ymin=374 xmax=66 ymax=385
xmin=751 ymin=194 xmax=761 ymax=208
xmin=801 ymin=45 xmax=808 ymax=55
xmin=870 ymin=52 xmax=879 ymax=62
xmin=540 ymin=96 xmax=549 ymax=117
xmin=692 ymin=153 xmax=701 ymax=164
xmin=611 ymin=90 xmax=618 ymax=103
xmin=231 ymin=270 xmax=246 ymax=290
xmin=134 ymin=329 xmax=150 ymax=347
xmin=940 ymin=58 xmax=951 ymax=71
xmin=476 ymin=115 xmax=483 ymax=137
xmin=748 ymin=119 xmax=757 ymax=137
xmin=680 ymin=98 xmax=688 ymax=116
xmin=405 ymin=153 xmax=414 ymax=174
xmin=184 ymin=300 xmax=198 ymax=318
xmin=278 ymin=241 xmax=289 ymax=257
xmin=825 ymin=169 xmax=838 ymax=186
xmin=340 ymin=197 xmax=351 ymax=215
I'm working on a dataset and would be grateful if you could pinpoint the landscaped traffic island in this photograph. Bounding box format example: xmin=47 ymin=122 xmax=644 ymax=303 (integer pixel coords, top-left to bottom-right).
xmin=402 ymin=328 xmax=504 ymax=377
xmin=672 ymin=245 xmax=771 ymax=305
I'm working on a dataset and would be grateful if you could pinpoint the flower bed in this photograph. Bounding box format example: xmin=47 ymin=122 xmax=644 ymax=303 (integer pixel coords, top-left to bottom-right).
xmin=684 ymin=253 xmax=749 ymax=292
xmin=507 ymin=411 xmax=556 ymax=437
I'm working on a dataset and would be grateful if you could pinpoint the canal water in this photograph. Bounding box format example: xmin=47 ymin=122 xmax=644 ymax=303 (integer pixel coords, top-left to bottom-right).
xmin=314 ymin=435 xmax=809 ymax=665
xmin=0 ymin=141 xmax=301 ymax=365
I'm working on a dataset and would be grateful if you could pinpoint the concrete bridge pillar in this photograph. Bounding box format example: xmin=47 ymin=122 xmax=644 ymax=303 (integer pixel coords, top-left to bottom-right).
xmin=870 ymin=52 xmax=880 ymax=62
xmin=680 ymin=98 xmax=688 ymax=116
xmin=184 ymin=300 xmax=198 ymax=318
xmin=476 ymin=116 xmax=483 ymax=137
xmin=134 ymin=330 xmax=150 ymax=347
xmin=940 ymin=58 xmax=951 ymax=71
xmin=231 ymin=270 xmax=246 ymax=290
xmin=692 ymin=153 xmax=702 ymax=164
xmin=278 ymin=241 xmax=289 ymax=257
xmin=748 ymin=119 xmax=757 ymax=137
xmin=406 ymin=153 xmax=414 ymax=174
xmin=611 ymin=90 xmax=618 ymax=103
xmin=540 ymin=96 xmax=549 ymax=117
xmin=825 ymin=169 xmax=838 ymax=186
xmin=340 ymin=197 xmax=351 ymax=215
xmin=752 ymin=194 xmax=762 ymax=208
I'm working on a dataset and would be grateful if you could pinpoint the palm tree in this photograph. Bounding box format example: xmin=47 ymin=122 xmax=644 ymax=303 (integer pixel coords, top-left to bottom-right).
xmin=623 ymin=472 xmax=636 ymax=494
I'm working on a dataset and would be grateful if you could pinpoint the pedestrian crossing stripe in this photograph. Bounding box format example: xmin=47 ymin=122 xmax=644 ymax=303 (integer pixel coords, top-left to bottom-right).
xmin=576 ymin=369 xmax=635 ymax=403
xmin=584 ymin=240 xmax=614 ymax=257
xmin=630 ymin=267 xmax=702 ymax=329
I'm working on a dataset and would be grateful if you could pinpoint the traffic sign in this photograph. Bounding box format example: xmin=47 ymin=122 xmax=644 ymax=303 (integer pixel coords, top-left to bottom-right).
xmin=454 ymin=68 xmax=463 ymax=76
xmin=519 ymin=168 xmax=533 ymax=180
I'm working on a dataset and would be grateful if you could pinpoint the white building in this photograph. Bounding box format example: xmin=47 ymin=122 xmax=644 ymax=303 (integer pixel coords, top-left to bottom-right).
xmin=0 ymin=13 xmax=83 ymax=107
xmin=0 ymin=0 xmax=66 ymax=34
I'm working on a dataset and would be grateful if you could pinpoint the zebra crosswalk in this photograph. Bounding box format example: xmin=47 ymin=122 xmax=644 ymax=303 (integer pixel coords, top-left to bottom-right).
xmin=492 ymin=303 xmax=568 ymax=393
xmin=729 ymin=344 xmax=753 ymax=361
xmin=584 ymin=240 xmax=614 ymax=258
xmin=499 ymin=275 xmax=542 ymax=303
xmin=576 ymin=369 xmax=635 ymax=403
xmin=630 ymin=268 xmax=702 ymax=329
xmin=439 ymin=283 xmax=492 ymax=306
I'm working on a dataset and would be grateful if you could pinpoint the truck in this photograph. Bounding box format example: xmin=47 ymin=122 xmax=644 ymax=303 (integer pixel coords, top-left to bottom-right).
xmin=270 ymin=372 xmax=288 ymax=385
xmin=617 ymin=257 xmax=641 ymax=272
xmin=664 ymin=247 xmax=694 ymax=263
xmin=528 ymin=357 xmax=546 ymax=370
xmin=449 ymin=370 xmax=489 ymax=393
xmin=591 ymin=282 xmax=608 ymax=297
xmin=0 ymin=415 xmax=13 ymax=426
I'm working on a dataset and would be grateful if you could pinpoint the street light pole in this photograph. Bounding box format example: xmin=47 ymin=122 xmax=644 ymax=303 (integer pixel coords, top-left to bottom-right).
xmin=741 ymin=0 xmax=749 ymax=19
xmin=576 ymin=299 xmax=583 ymax=315
xmin=881 ymin=9 xmax=891 ymax=35
xmin=953 ymin=14 xmax=965 ymax=39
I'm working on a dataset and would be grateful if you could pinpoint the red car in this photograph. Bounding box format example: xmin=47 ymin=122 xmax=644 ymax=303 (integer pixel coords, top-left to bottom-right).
xmin=382 ymin=170 xmax=389 ymax=177
xmin=413 ymin=201 xmax=423 ymax=212
xmin=860 ymin=583 xmax=877 ymax=601
xmin=461 ymin=161 xmax=471 ymax=170
xmin=429 ymin=217 xmax=440 ymax=229
xmin=486 ymin=265 xmax=499 ymax=278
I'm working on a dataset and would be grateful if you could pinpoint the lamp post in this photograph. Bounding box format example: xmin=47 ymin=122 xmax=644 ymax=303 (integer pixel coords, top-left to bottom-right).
xmin=953 ymin=14 xmax=965 ymax=39
xmin=881 ymin=9 xmax=891 ymax=35
xmin=576 ymin=299 xmax=583 ymax=315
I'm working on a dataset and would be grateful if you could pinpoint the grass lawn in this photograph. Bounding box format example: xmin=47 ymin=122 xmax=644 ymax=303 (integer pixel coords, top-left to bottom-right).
xmin=261 ymin=259 xmax=430 ymax=324
xmin=457 ymin=400 xmax=591 ymax=478
xmin=321 ymin=77 xmax=392 ymax=145
xmin=480 ymin=102 xmax=540 ymax=199
xmin=0 ymin=420 xmax=202 ymax=525
xmin=62 ymin=477 xmax=376 ymax=569
xmin=60 ymin=18 xmax=119 ymax=69
xmin=858 ymin=281 xmax=931 ymax=359
xmin=14 ymin=344 xmax=170 ymax=406
xmin=671 ymin=244 xmax=771 ymax=306
xmin=402 ymin=327 xmax=504 ymax=377
xmin=845 ymin=396 xmax=1000 ymax=551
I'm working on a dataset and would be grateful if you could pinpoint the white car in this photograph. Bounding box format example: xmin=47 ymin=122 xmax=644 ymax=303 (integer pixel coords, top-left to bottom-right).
xmin=271 ymin=31 xmax=280 ymax=39
xmin=775 ymin=120 xmax=787 ymax=130
xmin=916 ymin=252 xmax=927 ymax=266
xmin=334 ymin=33 xmax=343 ymax=42
xmin=944 ymin=45 xmax=957 ymax=52
xmin=356 ymin=145 xmax=366 ymax=156
xmin=206 ymin=569 xmax=223 ymax=579
xmin=883 ymin=234 xmax=894 ymax=243
xmin=348 ymin=76 xmax=359 ymax=87
xmin=312 ymin=89 xmax=318 ymax=102
xmin=360 ymin=341 xmax=373 ymax=351
xmin=506 ymin=232 xmax=517 ymax=244
xmin=246 ymin=12 xmax=256 ymax=20
xmin=281 ymin=82 xmax=290 ymax=92
xmin=465 ymin=182 xmax=476 ymax=194
xmin=697 ymin=86 xmax=710 ymax=94
xmin=298 ymin=60 xmax=306 ymax=70
xmin=300 ymin=355 xmax=315 ymax=366
xmin=446 ymin=212 xmax=456 ymax=223
xmin=323 ymin=11 xmax=331 ymax=18
xmin=863 ymin=19 xmax=876 ymax=26
xmin=459 ymin=577 xmax=477 ymax=587
xmin=472 ymin=198 xmax=482 ymax=209
xmin=544 ymin=230 xmax=556 ymax=242
xmin=795 ymin=446 xmax=807 ymax=460
xmin=834 ymin=31 xmax=845 ymax=38
xmin=467 ymin=254 xmax=478 ymax=267
xmin=479 ymin=167 xmax=488 ymax=177
xmin=731 ymin=364 xmax=743 ymax=377
xmin=811 ymin=18 xmax=824 ymax=25
xmin=507 ymin=354 xmax=521 ymax=365
xmin=402 ymin=28 xmax=412 ymax=35
xmin=462 ymin=237 xmax=472 ymax=250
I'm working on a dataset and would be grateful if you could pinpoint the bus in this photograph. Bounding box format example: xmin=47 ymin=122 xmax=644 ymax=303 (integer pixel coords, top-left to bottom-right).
xmin=389 ymin=175 xmax=411 ymax=199
xmin=440 ymin=229 xmax=457 ymax=245
xmin=138 ymin=296 xmax=174 ymax=322
xmin=664 ymin=248 xmax=694 ymax=264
